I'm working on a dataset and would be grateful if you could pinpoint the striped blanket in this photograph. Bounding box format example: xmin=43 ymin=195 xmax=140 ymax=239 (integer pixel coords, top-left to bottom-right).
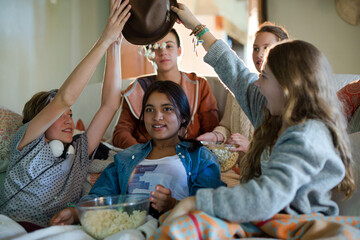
xmin=150 ymin=210 xmax=360 ymax=239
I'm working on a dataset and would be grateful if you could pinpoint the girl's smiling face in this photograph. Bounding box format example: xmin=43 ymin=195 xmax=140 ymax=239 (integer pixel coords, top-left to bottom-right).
xmin=143 ymin=91 xmax=181 ymax=143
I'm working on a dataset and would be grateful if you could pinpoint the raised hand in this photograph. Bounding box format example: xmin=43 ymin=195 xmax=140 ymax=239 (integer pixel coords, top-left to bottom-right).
xmin=172 ymin=3 xmax=217 ymax=52
xmin=171 ymin=3 xmax=201 ymax=30
xmin=150 ymin=184 xmax=177 ymax=213
xmin=99 ymin=0 xmax=131 ymax=47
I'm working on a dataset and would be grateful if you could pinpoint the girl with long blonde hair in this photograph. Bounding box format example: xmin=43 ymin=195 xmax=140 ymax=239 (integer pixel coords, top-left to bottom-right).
xmin=163 ymin=3 xmax=355 ymax=225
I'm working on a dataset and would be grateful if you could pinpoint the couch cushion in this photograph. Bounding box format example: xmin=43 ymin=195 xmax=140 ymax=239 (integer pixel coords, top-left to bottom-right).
xmin=348 ymin=107 xmax=360 ymax=134
xmin=332 ymin=131 xmax=360 ymax=215
xmin=333 ymin=74 xmax=360 ymax=91
xmin=337 ymin=79 xmax=360 ymax=121
xmin=0 ymin=106 xmax=23 ymax=172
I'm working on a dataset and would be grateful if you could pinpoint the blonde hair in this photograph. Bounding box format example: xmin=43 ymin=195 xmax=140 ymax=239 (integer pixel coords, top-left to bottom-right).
xmin=22 ymin=89 xmax=58 ymax=124
xmin=241 ymin=40 xmax=355 ymax=198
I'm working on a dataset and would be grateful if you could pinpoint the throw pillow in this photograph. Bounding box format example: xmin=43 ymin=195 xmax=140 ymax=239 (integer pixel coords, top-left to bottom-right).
xmin=337 ymin=79 xmax=360 ymax=121
xmin=0 ymin=106 xmax=23 ymax=172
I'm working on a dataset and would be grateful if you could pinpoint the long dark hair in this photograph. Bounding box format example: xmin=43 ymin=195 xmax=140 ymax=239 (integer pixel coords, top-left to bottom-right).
xmin=139 ymin=80 xmax=201 ymax=150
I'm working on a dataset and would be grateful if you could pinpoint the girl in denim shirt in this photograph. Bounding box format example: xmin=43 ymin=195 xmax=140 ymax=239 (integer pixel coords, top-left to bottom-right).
xmin=51 ymin=80 xmax=225 ymax=225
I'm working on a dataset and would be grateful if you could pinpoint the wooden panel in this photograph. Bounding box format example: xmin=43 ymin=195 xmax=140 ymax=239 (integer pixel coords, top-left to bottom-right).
xmin=120 ymin=39 xmax=154 ymax=79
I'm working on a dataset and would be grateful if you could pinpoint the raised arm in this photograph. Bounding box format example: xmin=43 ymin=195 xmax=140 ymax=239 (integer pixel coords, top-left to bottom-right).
xmin=86 ymin=41 xmax=122 ymax=155
xmin=86 ymin=0 xmax=133 ymax=155
xmin=19 ymin=0 xmax=131 ymax=151
xmin=171 ymin=3 xmax=216 ymax=52
xmin=172 ymin=3 xmax=263 ymax=128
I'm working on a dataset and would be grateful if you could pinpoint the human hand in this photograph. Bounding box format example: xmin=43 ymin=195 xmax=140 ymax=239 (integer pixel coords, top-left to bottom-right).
xmin=171 ymin=3 xmax=201 ymax=30
xmin=99 ymin=0 xmax=131 ymax=47
xmin=196 ymin=132 xmax=217 ymax=142
xmin=163 ymin=196 xmax=196 ymax=225
xmin=49 ymin=207 xmax=78 ymax=226
xmin=150 ymin=184 xmax=177 ymax=213
xmin=109 ymin=0 xmax=126 ymax=45
xmin=226 ymin=133 xmax=250 ymax=153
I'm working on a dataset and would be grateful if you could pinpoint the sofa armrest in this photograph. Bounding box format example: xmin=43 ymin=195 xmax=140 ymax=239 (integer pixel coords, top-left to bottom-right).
xmin=348 ymin=107 xmax=360 ymax=134
xmin=332 ymin=131 xmax=360 ymax=215
xmin=333 ymin=74 xmax=360 ymax=91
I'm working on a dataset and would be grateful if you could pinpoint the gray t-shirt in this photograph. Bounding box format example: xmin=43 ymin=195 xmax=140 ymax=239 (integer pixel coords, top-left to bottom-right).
xmin=0 ymin=123 xmax=91 ymax=227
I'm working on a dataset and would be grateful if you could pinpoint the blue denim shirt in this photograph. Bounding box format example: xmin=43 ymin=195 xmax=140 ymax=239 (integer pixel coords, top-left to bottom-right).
xmin=83 ymin=140 xmax=226 ymax=200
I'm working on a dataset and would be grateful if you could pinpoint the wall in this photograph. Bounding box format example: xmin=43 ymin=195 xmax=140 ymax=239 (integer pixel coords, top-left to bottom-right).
xmin=2 ymin=0 xmax=359 ymax=114
xmin=174 ymin=15 xmax=226 ymax=77
xmin=267 ymin=0 xmax=360 ymax=74
xmin=0 ymin=0 xmax=108 ymax=113
xmin=0 ymin=0 xmax=226 ymax=114
xmin=119 ymin=15 xmax=226 ymax=80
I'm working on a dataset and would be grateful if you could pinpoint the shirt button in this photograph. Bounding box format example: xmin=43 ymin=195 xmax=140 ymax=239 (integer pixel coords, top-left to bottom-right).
xmin=188 ymin=172 xmax=191 ymax=176
xmin=131 ymin=155 xmax=135 ymax=159
xmin=178 ymin=153 xmax=181 ymax=156
xmin=181 ymin=155 xmax=185 ymax=158
xmin=177 ymin=145 xmax=180 ymax=148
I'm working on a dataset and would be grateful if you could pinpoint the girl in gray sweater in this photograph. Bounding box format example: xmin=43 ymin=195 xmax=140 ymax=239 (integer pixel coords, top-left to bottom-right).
xmin=164 ymin=3 xmax=356 ymax=224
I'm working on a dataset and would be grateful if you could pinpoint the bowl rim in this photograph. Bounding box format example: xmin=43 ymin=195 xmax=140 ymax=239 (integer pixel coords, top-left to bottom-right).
xmin=201 ymin=141 xmax=237 ymax=148
xmin=75 ymin=193 xmax=150 ymax=211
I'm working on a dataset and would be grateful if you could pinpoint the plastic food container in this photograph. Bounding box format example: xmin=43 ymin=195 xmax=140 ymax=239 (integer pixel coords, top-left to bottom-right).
xmin=75 ymin=194 xmax=150 ymax=239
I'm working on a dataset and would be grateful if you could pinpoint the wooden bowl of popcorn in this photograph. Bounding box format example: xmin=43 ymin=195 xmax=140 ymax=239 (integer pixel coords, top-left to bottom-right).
xmin=202 ymin=141 xmax=239 ymax=172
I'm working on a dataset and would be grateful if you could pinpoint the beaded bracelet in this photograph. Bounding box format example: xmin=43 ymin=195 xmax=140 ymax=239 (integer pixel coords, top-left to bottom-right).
xmin=190 ymin=24 xmax=205 ymax=36
xmin=190 ymin=24 xmax=209 ymax=56
xmin=197 ymin=27 xmax=209 ymax=38
xmin=192 ymin=25 xmax=207 ymax=38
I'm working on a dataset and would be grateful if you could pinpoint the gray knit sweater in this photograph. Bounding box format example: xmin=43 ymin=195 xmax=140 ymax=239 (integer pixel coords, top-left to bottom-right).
xmin=196 ymin=40 xmax=345 ymax=223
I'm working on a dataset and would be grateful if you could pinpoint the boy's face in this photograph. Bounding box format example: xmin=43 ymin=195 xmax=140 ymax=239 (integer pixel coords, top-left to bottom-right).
xmin=152 ymin=32 xmax=181 ymax=73
xmin=45 ymin=108 xmax=74 ymax=144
